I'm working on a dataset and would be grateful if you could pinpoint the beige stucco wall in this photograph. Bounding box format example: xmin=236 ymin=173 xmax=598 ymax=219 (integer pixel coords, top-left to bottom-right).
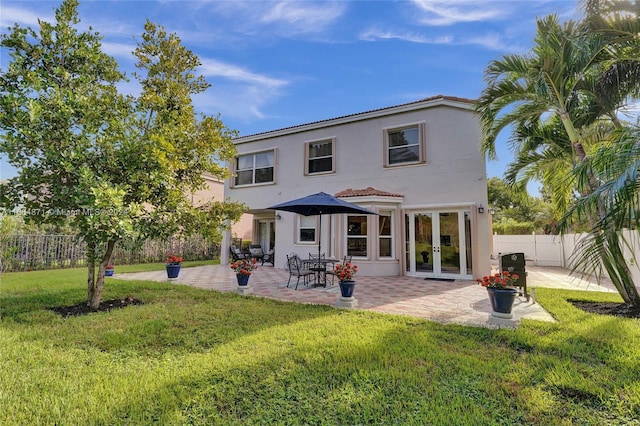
xmin=191 ymin=174 xmax=253 ymax=243
xmin=223 ymin=98 xmax=491 ymax=278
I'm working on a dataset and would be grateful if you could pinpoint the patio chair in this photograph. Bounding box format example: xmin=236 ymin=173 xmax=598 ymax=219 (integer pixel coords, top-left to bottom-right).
xmin=286 ymin=253 xmax=315 ymax=290
xmin=326 ymin=255 xmax=352 ymax=286
xmin=248 ymin=244 xmax=265 ymax=263
xmin=262 ymin=248 xmax=275 ymax=266
xmin=230 ymin=245 xmax=247 ymax=261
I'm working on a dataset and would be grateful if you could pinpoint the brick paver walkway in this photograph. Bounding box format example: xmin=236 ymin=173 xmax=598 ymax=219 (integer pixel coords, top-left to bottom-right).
xmin=115 ymin=263 xmax=617 ymax=328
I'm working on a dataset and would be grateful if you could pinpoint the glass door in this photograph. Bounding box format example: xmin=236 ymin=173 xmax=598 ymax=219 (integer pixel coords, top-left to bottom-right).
xmin=405 ymin=210 xmax=471 ymax=279
xmin=258 ymin=220 xmax=275 ymax=251
xmin=438 ymin=212 xmax=460 ymax=275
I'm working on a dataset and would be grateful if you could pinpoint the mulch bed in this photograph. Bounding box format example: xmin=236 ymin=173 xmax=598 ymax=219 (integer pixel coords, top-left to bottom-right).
xmin=50 ymin=296 xmax=144 ymax=317
xmin=570 ymin=300 xmax=640 ymax=319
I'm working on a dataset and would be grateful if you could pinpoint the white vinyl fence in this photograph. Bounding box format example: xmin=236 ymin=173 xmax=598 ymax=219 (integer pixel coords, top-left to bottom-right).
xmin=493 ymin=230 xmax=640 ymax=285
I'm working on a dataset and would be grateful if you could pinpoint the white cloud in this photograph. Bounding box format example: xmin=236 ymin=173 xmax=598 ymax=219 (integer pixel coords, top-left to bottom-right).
xmin=359 ymin=27 xmax=513 ymax=51
xmin=0 ymin=6 xmax=53 ymax=28
xmin=461 ymin=33 xmax=507 ymax=51
xmin=195 ymin=0 xmax=346 ymax=38
xmin=260 ymin=1 xmax=346 ymax=33
xmin=195 ymin=59 xmax=290 ymax=121
xmin=411 ymin=0 xmax=506 ymax=26
xmin=199 ymin=59 xmax=288 ymax=89
xmin=101 ymin=42 xmax=136 ymax=60
xmin=359 ymin=28 xmax=452 ymax=44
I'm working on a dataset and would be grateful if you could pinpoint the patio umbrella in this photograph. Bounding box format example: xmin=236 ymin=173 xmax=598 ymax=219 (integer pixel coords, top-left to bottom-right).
xmin=267 ymin=191 xmax=377 ymax=259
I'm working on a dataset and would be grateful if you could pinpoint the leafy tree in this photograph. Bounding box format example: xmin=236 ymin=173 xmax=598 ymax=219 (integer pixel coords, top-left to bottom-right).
xmin=476 ymin=1 xmax=640 ymax=305
xmin=0 ymin=214 xmax=19 ymax=274
xmin=487 ymin=177 xmax=556 ymax=234
xmin=0 ymin=0 xmax=244 ymax=308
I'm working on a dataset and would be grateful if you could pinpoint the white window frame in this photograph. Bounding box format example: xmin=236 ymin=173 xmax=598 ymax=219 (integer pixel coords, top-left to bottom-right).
xmin=232 ymin=149 xmax=276 ymax=187
xmin=346 ymin=215 xmax=368 ymax=258
xmin=304 ymin=137 xmax=336 ymax=175
xmin=383 ymin=122 xmax=425 ymax=167
xmin=378 ymin=211 xmax=394 ymax=258
xmin=296 ymin=215 xmax=317 ymax=244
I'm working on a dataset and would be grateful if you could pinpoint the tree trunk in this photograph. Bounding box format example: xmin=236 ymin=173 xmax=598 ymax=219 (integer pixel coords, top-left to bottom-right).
xmin=603 ymin=233 xmax=640 ymax=305
xmin=87 ymin=241 xmax=96 ymax=305
xmin=87 ymin=239 xmax=117 ymax=310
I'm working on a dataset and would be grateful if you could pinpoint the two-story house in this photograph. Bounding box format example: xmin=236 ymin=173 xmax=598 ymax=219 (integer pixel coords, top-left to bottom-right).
xmin=221 ymin=95 xmax=491 ymax=280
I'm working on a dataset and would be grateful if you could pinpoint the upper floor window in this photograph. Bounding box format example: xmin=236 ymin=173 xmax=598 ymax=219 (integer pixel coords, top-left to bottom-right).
xmin=305 ymin=138 xmax=335 ymax=175
xmin=234 ymin=150 xmax=274 ymax=186
xmin=384 ymin=123 xmax=425 ymax=166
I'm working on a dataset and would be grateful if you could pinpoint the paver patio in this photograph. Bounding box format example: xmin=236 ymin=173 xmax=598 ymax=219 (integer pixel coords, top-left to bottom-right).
xmin=115 ymin=262 xmax=617 ymax=328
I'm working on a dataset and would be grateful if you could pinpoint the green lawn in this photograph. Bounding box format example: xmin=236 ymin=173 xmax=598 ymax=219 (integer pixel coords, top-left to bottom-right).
xmin=0 ymin=266 xmax=638 ymax=425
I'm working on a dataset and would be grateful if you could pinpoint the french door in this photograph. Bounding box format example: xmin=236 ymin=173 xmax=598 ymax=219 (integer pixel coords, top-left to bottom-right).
xmin=405 ymin=210 xmax=473 ymax=279
xmin=258 ymin=220 xmax=275 ymax=251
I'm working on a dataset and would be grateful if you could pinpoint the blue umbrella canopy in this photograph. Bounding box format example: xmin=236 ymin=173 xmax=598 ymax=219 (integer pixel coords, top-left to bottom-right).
xmin=267 ymin=192 xmax=377 ymax=216
xmin=267 ymin=191 xmax=377 ymax=258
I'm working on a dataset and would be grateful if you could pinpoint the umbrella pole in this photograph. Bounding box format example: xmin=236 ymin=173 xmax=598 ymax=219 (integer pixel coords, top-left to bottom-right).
xmin=318 ymin=213 xmax=322 ymax=259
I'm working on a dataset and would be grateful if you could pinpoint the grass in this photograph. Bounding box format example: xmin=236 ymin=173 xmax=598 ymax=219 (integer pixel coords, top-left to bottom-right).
xmin=0 ymin=267 xmax=639 ymax=425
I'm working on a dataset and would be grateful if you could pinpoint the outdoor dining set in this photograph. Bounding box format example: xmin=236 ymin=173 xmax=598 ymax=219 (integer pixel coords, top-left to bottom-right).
xmin=285 ymin=253 xmax=352 ymax=290
xmin=230 ymin=243 xmax=350 ymax=291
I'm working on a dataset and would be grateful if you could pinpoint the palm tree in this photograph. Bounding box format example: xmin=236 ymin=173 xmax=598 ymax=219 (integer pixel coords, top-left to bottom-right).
xmin=560 ymin=126 xmax=640 ymax=303
xmin=476 ymin=7 xmax=640 ymax=305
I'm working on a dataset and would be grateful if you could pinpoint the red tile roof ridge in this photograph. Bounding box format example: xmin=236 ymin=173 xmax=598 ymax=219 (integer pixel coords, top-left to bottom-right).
xmin=335 ymin=187 xmax=404 ymax=198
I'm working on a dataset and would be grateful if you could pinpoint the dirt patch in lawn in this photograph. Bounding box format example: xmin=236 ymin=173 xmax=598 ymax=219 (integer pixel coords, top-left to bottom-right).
xmin=50 ymin=296 xmax=143 ymax=317
xmin=570 ymin=300 xmax=640 ymax=319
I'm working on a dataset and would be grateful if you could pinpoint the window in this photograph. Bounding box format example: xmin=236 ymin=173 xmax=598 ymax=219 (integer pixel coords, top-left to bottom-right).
xmin=234 ymin=150 xmax=274 ymax=186
xmin=378 ymin=212 xmax=393 ymax=257
xmin=347 ymin=215 xmax=368 ymax=257
xmin=305 ymin=138 xmax=335 ymax=175
xmin=384 ymin=123 xmax=425 ymax=166
xmin=297 ymin=215 xmax=316 ymax=243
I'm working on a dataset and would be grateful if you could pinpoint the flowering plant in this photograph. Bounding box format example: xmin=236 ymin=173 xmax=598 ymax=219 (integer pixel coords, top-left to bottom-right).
xmin=166 ymin=255 xmax=183 ymax=266
xmin=106 ymin=264 xmax=114 ymax=270
xmin=477 ymin=271 xmax=519 ymax=289
xmin=334 ymin=262 xmax=358 ymax=282
xmin=230 ymin=258 xmax=258 ymax=275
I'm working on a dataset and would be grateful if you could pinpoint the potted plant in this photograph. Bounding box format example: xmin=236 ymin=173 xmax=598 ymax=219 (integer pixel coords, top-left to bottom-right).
xmin=166 ymin=254 xmax=183 ymax=279
xmin=105 ymin=264 xmax=115 ymax=276
xmin=334 ymin=262 xmax=358 ymax=298
xmin=230 ymin=258 xmax=258 ymax=286
xmin=477 ymin=271 xmax=520 ymax=316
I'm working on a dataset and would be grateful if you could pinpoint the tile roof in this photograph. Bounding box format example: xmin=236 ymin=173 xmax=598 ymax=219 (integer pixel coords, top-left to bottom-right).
xmin=235 ymin=94 xmax=475 ymax=141
xmin=335 ymin=187 xmax=404 ymax=198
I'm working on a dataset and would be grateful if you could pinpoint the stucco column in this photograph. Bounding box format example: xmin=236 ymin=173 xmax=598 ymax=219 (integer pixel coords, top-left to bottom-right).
xmin=221 ymin=225 xmax=231 ymax=265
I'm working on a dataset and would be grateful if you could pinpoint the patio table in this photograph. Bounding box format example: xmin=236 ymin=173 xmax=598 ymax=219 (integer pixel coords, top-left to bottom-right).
xmin=301 ymin=258 xmax=340 ymax=287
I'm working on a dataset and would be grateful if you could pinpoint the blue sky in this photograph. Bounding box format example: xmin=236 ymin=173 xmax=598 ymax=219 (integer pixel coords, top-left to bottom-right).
xmin=1 ymin=0 xmax=581 ymax=190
